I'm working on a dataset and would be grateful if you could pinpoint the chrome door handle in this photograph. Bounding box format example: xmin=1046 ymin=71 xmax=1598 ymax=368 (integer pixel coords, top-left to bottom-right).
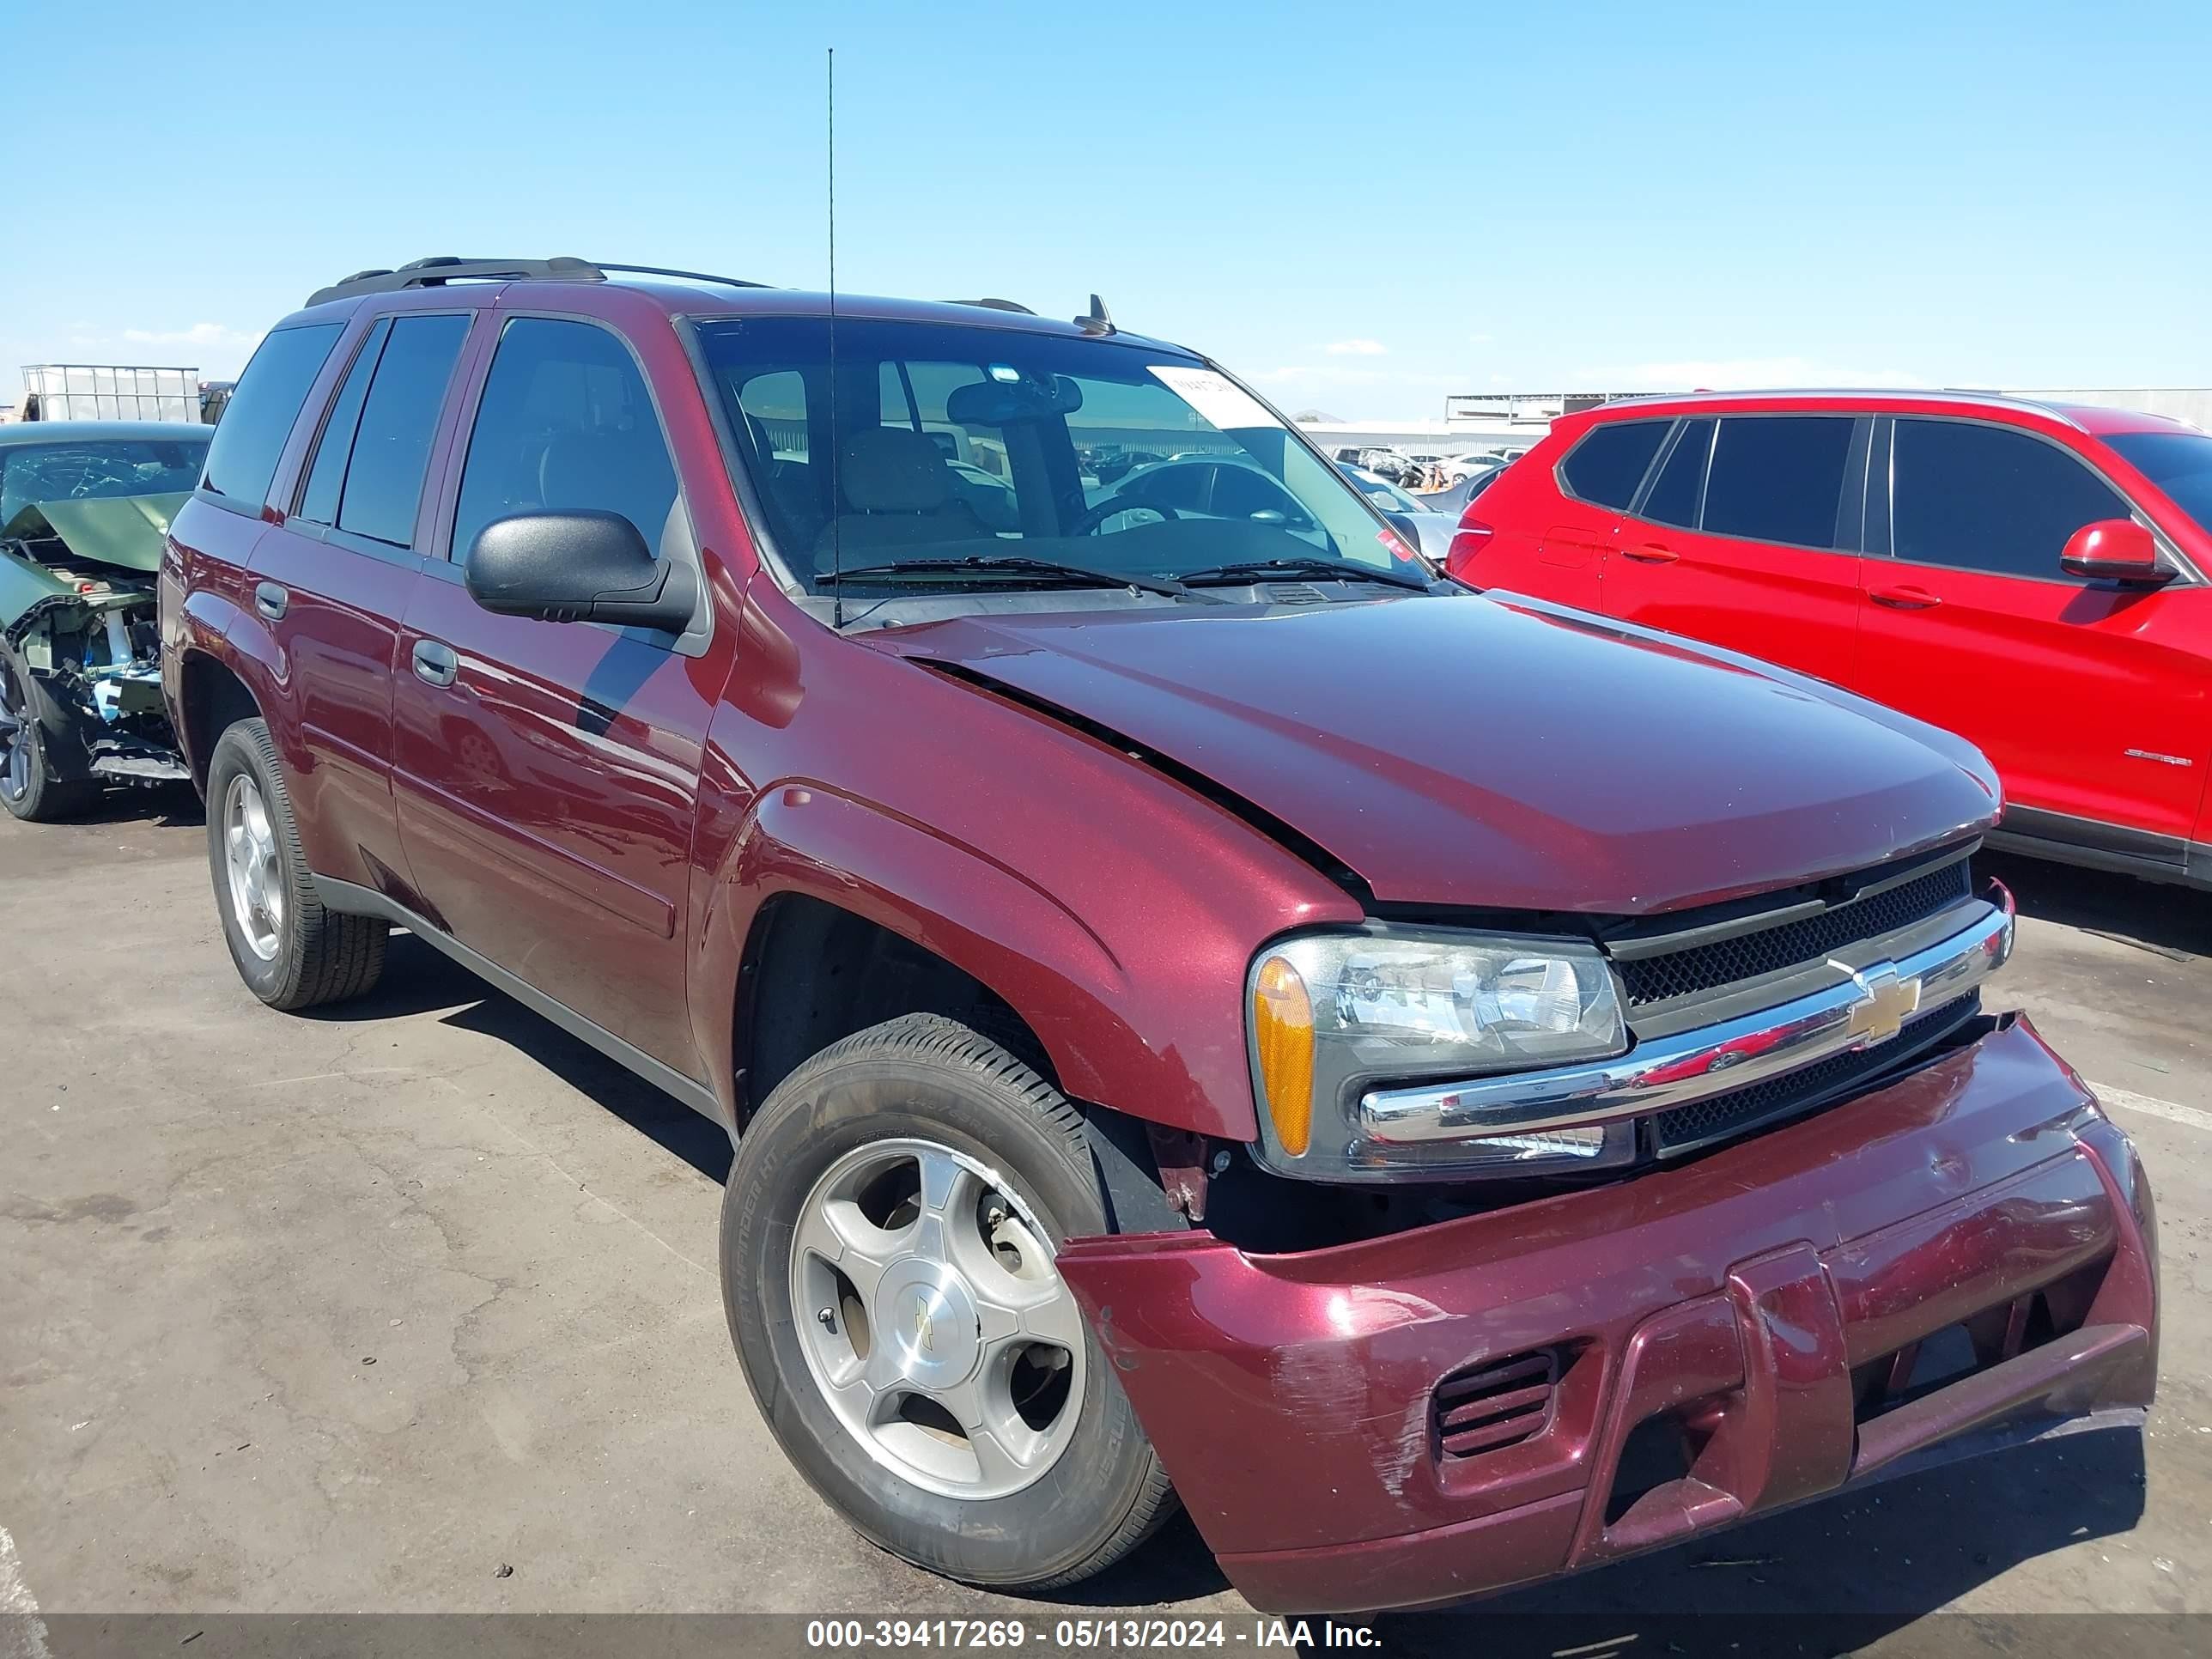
xmin=411 ymin=640 xmax=459 ymax=687
xmin=253 ymin=581 xmax=288 ymax=621
xmin=1621 ymin=544 xmax=1678 ymax=563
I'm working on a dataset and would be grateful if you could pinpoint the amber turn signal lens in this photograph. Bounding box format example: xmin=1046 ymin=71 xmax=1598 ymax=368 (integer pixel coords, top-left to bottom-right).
xmin=1253 ymin=956 xmax=1316 ymax=1156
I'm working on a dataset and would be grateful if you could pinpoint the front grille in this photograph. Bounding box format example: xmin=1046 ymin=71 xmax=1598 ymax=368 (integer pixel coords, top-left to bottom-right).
xmin=1617 ymin=859 xmax=1972 ymax=1008
xmin=1652 ymin=994 xmax=1978 ymax=1155
xmin=1433 ymin=1348 xmax=1561 ymax=1460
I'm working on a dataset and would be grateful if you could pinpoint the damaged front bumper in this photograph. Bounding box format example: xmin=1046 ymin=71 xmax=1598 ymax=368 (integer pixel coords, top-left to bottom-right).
xmin=1058 ymin=1014 xmax=2157 ymax=1614
xmin=3 ymin=588 xmax=188 ymax=788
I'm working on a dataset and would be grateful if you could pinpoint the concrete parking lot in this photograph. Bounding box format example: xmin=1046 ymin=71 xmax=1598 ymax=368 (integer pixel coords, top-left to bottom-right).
xmin=3 ymin=793 xmax=2208 ymax=1653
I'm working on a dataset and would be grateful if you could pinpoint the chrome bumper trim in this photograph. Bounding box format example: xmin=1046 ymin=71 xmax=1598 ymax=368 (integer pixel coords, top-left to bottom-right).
xmin=1360 ymin=896 xmax=2014 ymax=1145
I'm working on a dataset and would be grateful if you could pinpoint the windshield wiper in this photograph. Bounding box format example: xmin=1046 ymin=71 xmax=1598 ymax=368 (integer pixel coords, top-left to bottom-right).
xmin=1172 ymin=557 xmax=1433 ymax=592
xmin=816 ymin=555 xmax=1191 ymax=599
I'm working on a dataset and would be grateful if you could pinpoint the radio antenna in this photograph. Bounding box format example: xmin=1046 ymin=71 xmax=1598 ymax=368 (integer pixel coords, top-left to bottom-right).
xmin=827 ymin=46 xmax=843 ymax=627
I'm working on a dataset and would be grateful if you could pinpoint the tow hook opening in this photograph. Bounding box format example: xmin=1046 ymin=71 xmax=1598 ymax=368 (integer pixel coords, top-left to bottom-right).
xmin=1602 ymin=1405 xmax=1714 ymax=1527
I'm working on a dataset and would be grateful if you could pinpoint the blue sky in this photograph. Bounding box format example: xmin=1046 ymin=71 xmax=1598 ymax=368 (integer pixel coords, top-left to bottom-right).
xmin=8 ymin=0 xmax=2209 ymax=420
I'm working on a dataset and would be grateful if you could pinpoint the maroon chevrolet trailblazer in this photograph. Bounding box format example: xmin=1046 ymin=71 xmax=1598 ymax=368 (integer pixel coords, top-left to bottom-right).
xmin=161 ymin=256 xmax=2158 ymax=1613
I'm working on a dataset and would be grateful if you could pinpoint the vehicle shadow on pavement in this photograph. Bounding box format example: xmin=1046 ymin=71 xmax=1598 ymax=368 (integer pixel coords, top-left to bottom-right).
xmin=65 ymin=782 xmax=204 ymax=829
xmin=1981 ymin=848 xmax=2207 ymax=960
xmin=307 ymin=931 xmax=735 ymax=1182
xmin=1364 ymin=1428 xmax=2146 ymax=1656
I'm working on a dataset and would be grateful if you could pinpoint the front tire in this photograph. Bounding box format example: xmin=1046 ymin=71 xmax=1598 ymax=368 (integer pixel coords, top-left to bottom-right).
xmin=205 ymin=717 xmax=386 ymax=1009
xmin=0 ymin=641 xmax=99 ymax=823
xmin=721 ymin=1014 xmax=1176 ymax=1589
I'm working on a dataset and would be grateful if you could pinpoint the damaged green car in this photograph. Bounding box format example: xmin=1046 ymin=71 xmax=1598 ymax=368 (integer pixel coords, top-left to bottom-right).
xmin=0 ymin=422 xmax=209 ymax=819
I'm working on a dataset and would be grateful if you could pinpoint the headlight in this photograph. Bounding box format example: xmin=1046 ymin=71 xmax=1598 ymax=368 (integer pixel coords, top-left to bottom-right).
xmin=1247 ymin=928 xmax=1631 ymax=1181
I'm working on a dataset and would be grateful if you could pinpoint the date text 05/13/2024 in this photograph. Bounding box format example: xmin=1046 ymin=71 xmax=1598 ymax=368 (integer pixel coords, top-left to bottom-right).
xmin=803 ymin=1618 xmax=1383 ymax=1650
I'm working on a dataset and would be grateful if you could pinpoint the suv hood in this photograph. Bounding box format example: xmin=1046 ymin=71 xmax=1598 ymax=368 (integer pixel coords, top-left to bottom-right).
xmin=876 ymin=593 xmax=2000 ymax=915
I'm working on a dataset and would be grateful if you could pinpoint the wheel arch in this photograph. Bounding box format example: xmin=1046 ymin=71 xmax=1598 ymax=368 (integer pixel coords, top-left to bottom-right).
xmin=735 ymin=889 xmax=1061 ymax=1121
xmin=177 ymin=647 xmax=264 ymax=792
xmin=699 ymin=782 xmax=1258 ymax=1142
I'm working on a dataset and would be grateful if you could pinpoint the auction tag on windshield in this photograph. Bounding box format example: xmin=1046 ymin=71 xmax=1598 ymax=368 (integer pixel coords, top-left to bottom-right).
xmin=1148 ymin=365 xmax=1280 ymax=432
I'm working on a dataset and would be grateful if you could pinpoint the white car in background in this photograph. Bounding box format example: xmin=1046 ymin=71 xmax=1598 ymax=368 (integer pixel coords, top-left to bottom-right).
xmin=1334 ymin=464 xmax=1457 ymax=562
xmin=1443 ymin=450 xmax=1515 ymax=484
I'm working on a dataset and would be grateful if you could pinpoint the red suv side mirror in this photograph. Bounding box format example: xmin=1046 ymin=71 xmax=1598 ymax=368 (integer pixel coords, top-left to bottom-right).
xmin=2059 ymin=519 xmax=2172 ymax=587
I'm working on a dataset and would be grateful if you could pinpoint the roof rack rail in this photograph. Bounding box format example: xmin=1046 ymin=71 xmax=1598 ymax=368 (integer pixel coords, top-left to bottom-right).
xmin=595 ymin=263 xmax=770 ymax=290
xmin=307 ymin=256 xmax=603 ymax=307
xmin=944 ymin=297 xmax=1036 ymax=314
xmin=309 ymin=257 xmax=775 ymax=307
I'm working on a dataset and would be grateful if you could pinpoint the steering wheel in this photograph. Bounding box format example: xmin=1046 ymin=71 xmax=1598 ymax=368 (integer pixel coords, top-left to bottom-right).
xmin=1068 ymin=497 xmax=1182 ymax=537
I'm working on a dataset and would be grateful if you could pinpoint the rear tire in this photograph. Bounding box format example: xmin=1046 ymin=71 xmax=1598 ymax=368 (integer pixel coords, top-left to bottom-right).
xmin=205 ymin=717 xmax=386 ymax=1009
xmin=0 ymin=641 xmax=100 ymax=823
xmin=721 ymin=1013 xmax=1177 ymax=1589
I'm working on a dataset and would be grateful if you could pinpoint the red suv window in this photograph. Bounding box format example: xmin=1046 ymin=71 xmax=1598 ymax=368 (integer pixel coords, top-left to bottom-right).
xmin=1640 ymin=417 xmax=1713 ymax=529
xmin=1701 ymin=416 xmax=1856 ymax=550
xmin=1559 ymin=420 xmax=1668 ymax=508
xmin=1892 ymin=418 xmax=2128 ymax=579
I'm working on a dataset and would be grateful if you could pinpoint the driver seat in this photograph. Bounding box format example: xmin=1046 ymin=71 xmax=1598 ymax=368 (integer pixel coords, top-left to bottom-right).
xmin=811 ymin=428 xmax=988 ymax=572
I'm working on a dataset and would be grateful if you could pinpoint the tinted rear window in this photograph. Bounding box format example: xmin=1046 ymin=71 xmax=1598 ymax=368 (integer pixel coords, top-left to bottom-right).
xmin=1893 ymin=418 xmax=2128 ymax=579
xmin=200 ymin=324 xmax=343 ymax=507
xmin=297 ymin=319 xmax=390 ymax=527
xmin=1559 ymin=421 xmax=1668 ymax=508
xmin=1702 ymin=416 xmax=1856 ymax=549
xmin=1640 ymin=418 xmax=1712 ymax=529
xmin=335 ymin=313 xmax=471 ymax=547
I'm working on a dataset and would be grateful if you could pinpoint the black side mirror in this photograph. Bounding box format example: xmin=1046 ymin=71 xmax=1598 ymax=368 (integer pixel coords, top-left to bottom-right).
xmin=465 ymin=510 xmax=697 ymax=631
xmin=1382 ymin=510 xmax=1430 ymax=557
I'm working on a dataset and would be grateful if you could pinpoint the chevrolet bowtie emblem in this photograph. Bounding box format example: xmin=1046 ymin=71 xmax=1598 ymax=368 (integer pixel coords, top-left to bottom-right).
xmin=1832 ymin=959 xmax=1922 ymax=1046
xmin=915 ymin=1295 xmax=934 ymax=1354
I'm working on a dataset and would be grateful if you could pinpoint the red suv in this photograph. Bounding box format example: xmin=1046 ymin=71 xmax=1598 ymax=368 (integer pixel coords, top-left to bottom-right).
xmin=1452 ymin=390 xmax=2212 ymax=885
xmin=161 ymin=263 xmax=2155 ymax=1613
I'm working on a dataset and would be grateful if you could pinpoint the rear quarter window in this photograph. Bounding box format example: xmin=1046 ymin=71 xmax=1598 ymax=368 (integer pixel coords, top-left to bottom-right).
xmin=199 ymin=323 xmax=344 ymax=508
xmin=1559 ymin=420 xmax=1668 ymax=508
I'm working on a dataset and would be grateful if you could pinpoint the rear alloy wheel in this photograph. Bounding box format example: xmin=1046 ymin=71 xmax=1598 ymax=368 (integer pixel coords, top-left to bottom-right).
xmin=0 ymin=642 xmax=99 ymax=823
xmin=204 ymin=717 xmax=387 ymax=1009
xmin=723 ymin=1014 xmax=1177 ymax=1589
xmin=222 ymin=771 xmax=286 ymax=963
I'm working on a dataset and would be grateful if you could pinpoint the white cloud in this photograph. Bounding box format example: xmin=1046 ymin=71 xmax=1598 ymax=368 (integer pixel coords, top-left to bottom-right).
xmin=1567 ymin=356 xmax=1929 ymax=392
xmin=1322 ymin=338 xmax=1388 ymax=356
xmin=121 ymin=322 xmax=261 ymax=349
xmin=1468 ymin=332 xmax=1494 ymax=345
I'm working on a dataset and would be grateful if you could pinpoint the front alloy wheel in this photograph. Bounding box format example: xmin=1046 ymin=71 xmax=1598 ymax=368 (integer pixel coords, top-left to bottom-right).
xmin=0 ymin=653 xmax=28 ymax=804
xmin=791 ymin=1138 xmax=1085 ymax=1499
xmin=722 ymin=1013 xmax=1176 ymax=1589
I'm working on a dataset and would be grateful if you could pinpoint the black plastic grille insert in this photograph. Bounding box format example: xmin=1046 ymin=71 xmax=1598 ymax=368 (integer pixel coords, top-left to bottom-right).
xmin=1618 ymin=860 xmax=1972 ymax=1009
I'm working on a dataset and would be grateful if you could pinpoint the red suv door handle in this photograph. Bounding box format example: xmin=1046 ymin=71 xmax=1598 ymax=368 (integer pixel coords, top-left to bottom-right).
xmin=1870 ymin=585 xmax=1942 ymax=610
xmin=1622 ymin=544 xmax=1679 ymax=564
